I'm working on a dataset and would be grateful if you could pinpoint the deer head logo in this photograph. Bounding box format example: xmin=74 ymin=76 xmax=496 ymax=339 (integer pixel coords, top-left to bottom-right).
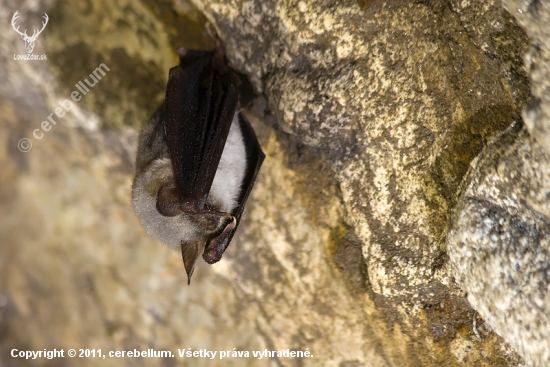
xmin=11 ymin=11 xmax=49 ymax=54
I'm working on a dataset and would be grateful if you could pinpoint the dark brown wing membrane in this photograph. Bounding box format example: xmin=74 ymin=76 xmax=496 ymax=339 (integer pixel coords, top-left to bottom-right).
xmin=202 ymin=114 xmax=265 ymax=264
xmin=164 ymin=51 xmax=240 ymax=212
xmin=164 ymin=46 xmax=264 ymax=269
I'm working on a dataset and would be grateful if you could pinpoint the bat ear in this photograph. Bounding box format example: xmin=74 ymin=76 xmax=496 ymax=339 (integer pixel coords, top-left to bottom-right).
xmin=181 ymin=240 xmax=207 ymax=285
xmin=202 ymin=217 xmax=236 ymax=264
xmin=156 ymin=185 xmax=183 ymax=217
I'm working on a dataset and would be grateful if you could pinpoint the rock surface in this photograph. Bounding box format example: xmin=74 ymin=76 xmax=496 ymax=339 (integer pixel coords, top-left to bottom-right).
xmin=447 ymin=1 xmax=550 ymax=365
xmin=448 ymin=123 xmax=550 ymax=366
xmin=0 ymin=1 xmax=266 ymax=367
xmin=502 ymin=0 xmax=550 ymax=157
xmin=191 ymin=0 xmax=537 ymax=365
xmin=0 ymin=0 xmax=547 ymax=366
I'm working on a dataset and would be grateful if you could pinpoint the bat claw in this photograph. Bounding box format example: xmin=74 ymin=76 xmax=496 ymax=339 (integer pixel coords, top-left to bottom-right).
xmin=204 ymin=23 xmax=227 ymax=72
xmin=204 ymin=23 xmax=221 ymax=47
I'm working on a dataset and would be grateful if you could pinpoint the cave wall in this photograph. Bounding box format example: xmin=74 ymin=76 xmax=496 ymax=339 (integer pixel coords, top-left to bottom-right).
xmin=0 ymin=0 xmax=548 ymax=366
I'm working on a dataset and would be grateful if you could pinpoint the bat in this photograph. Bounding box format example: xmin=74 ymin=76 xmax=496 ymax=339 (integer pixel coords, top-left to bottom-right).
xmin=131 ymin=37 xmax=265 ymax=285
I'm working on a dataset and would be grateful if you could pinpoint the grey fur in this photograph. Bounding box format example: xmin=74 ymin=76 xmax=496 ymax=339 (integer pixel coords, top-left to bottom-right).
xmin=131 ymin=105 xmax=247 ymax=250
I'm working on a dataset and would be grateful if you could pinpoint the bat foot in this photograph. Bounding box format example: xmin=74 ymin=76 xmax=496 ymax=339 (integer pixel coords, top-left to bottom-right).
xmin=204 ymin=23 xmax=228 ymax=73
xmin=204 ymin=23 xmax=223 ymax=52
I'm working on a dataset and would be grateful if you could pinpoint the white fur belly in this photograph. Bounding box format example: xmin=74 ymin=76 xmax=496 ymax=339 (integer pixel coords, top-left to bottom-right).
xmin=207 ymin=115 xmax=247 ymax=212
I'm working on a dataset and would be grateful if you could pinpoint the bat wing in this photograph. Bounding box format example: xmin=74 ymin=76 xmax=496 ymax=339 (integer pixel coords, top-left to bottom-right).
xmin=163 ymin=50 xmax=241 ymax=283
xmin=164 ymin=50 xmax=240 ymax=212
xmin=202 ymin=114 xmax=265 ymax=264
xmin=162 ymin=48 xmax=264 ymax=283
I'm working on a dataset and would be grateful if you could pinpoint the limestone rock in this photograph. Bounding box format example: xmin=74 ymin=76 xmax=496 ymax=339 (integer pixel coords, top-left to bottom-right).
xmin=0 ymin=0 xmax=546 ymax=365
xmin=191 ymin=0 xmax=534 ymax=365
xmin=448 ymin=123 xmax=550 ymax=366
xmin=447 ymin=1 xmax=550 ymax=365
xmin=502 ymin=0 xmax=550 ymax=157
xmin=0 ymin=1 xmax=266 ymax=367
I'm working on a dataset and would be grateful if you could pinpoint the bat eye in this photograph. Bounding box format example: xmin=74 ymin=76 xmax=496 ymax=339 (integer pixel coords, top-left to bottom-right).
xmin=156 ymin=185 xmax=183 ymax=217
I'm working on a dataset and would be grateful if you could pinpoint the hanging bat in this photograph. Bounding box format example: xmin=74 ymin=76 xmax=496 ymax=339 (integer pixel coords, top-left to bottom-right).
xmin=131 ymin=38 xmax=264 ymax=285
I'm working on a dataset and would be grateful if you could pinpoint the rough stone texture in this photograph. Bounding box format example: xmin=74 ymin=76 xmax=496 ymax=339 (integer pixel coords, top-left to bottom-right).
xmin=447 ymin=1 xmax=550 ymax=366
xmin=501 ymin=0 xmax=550 ymax=157
xmin=0 ymin=1 xmax=266 ymax=367
xmin=191 ymin=0 xmax=534 ymax=365
xmin=0 ymin=0 xmax=546 ymax=366
xmin=448 ymin=124 xmax=550 ymax=366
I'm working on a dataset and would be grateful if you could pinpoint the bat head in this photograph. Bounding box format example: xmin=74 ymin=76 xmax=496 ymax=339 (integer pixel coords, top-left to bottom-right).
xmin=131 ymin=157 xmax=236 ymax=284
